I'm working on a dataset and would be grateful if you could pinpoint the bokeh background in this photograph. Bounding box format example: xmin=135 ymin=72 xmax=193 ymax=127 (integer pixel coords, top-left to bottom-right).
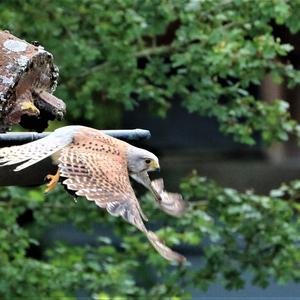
xmin=1 ymin=1 xmax=300 ymax=299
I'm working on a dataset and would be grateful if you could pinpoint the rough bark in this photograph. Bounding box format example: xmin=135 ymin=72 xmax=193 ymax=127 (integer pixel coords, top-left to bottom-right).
xmin=0 ymin=30 xmax=66 ymax=132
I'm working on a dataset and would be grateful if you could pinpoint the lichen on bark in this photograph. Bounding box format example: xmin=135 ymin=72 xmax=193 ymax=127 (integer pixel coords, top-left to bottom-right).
xmin=0 ymin=30 xmax=65 ymax=132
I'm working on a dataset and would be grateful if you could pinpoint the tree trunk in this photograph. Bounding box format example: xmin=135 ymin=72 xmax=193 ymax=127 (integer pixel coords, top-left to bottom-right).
xmin=0 ymin=30 xmax=66 ymax=132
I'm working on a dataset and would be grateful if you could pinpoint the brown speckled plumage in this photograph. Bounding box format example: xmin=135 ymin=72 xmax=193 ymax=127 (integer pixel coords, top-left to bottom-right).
xmin=0 ymin=125 xmax=186 ymax=263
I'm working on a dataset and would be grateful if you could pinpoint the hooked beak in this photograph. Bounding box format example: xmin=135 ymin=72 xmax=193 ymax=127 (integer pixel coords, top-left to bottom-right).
xmin=150 ymin=160 xmax=160 ymax=172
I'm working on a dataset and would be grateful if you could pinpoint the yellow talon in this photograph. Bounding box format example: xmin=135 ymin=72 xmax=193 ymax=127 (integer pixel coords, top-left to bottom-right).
xmin=45 ymin=170 xmax=60 ymax=193
xmin=20 ymin=101 xmax=40 ymax=114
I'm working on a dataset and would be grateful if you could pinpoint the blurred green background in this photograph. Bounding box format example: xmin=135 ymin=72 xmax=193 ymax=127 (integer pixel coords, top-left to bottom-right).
xmin=1 ymin=0 xmax=300 ymax=299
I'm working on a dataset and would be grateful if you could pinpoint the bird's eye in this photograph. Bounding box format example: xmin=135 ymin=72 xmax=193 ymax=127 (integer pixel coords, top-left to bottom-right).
xmin=145 ymin=159 xmax=151 ymax=164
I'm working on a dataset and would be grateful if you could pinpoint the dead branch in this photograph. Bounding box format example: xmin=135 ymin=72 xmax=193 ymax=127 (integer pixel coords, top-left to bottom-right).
xmin=0 ymin=30 xmax=66 ymax=132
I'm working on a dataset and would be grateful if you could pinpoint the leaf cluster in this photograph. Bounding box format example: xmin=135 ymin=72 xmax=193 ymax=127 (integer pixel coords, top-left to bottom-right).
xmin=0 ymin=0 xmax=300 ymax=298
xmin=1 ymin=172 xmax=300 ymax=298
xmin=1 ymin=0 xmax=300 ymax=143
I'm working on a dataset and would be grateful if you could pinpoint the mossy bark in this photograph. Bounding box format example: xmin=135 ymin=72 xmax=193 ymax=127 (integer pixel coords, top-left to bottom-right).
xmin=0 ymin=30 xmax=65 ymax=132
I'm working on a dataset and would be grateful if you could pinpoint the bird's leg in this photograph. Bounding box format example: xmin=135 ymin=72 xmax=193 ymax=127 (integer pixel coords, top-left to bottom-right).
xmin=45 ymin=169 xmax=60 ymax=193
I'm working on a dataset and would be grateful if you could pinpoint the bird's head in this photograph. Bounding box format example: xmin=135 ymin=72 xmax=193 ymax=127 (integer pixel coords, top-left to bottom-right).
xmin=127 ymin=146 xmax=160 ymax=174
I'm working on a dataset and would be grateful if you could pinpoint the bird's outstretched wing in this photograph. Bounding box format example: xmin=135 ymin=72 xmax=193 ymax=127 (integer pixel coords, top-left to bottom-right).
xmin=151 ymin=178 xmax=188 ymax=217
xmin=58 ymin=128 xmax=185 ymax=263
xmin=0 ymin=126 xmax=81 ymax=171
xmin=131 ymin=172 xmax=188 ymax=217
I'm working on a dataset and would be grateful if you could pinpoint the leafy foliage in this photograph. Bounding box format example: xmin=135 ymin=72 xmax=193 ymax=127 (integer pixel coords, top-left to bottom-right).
xmin=1 ymin=173 xmax=300 ymax=298
xmin=0 ymin=0 xmax=300 ymax=298
xmin=181 ymin=173 xmax=300 ymax=290
xmin=1 ymin=0 xmax=300 ymax=142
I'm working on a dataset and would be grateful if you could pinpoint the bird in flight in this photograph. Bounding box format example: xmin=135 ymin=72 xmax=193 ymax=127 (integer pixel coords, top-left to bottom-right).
xmin=0 ymin=126 xmax=187 ymax=263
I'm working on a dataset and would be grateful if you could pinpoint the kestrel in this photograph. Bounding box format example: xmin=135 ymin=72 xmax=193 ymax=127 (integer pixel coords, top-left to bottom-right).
xmin=0 ymin=126 xmax=187 ymax=263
